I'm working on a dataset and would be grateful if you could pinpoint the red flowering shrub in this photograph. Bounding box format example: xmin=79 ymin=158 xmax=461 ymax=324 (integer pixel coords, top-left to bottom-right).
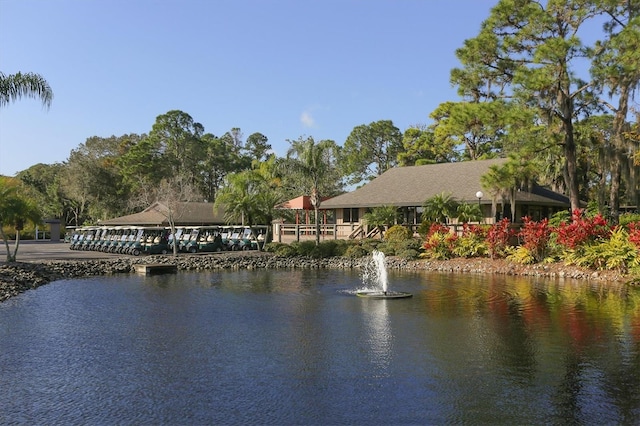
xmin=426 ymin=223 xmax=450 ymax=236
xmin=421 ymin=223 xmax=457 ymax=259
xmin=627 ymin=222 xmax=640 ymax=248
xmin=461 ymin=223 xmax=488 ymax=238
xmin=486 ymin=218 xmax=515 ymax=259
xmin=519 ymin=217 xmax=551 ymax=262
xmin=452 ymin=223 xmax=489 ymax=258
xmin=555 ymin=210 xmax=611 ymax=250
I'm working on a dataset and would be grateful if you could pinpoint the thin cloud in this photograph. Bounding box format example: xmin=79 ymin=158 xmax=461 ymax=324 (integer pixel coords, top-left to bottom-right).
xmin=300 ymin=110 xmax=315 ymax=127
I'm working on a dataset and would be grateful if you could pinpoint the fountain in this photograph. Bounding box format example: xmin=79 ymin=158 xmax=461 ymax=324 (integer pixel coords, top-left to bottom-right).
xmin=356 ymin=250 xmax=412 ymax=299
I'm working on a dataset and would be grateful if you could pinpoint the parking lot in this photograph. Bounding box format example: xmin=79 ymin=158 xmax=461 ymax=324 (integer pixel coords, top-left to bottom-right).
xmin=3 ymin=240 xmax=123 ymax=263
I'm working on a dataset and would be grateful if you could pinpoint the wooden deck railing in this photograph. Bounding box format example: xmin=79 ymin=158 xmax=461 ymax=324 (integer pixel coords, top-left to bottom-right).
xmin=273 ymin=220 xmax=510 ymax=243
xmin=274 ymin=223 xmax=367 ymax=243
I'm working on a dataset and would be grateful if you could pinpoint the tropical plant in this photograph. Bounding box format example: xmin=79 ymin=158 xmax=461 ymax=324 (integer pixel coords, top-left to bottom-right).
xmin=555 ymin=210 xmax=611 ymax=250
xmin=627 ymin=222 xmax=640 ymax=247
xmin=422 ymin=193 xmax=459 ymax=224
xmin=506 ymin=246 xmax=537 ymax=265
xmin=564 ymin=227 xmax=639 ymax=273
xmin=549 ymin=209 xmax=571 ymax=227
xmin=421 ymin=223 xmax=457 ymax=260
xmin=486 ymin=218 xmax=514 ymax=259
xmin=619 ymin=213 xmax=640 ymax=227
xmin=214 ymin=161 xmax=284 ymax=250
xmin=452 ymin=223 xmax=488 ymax=258
xmin=0 ymin=178 xmax=42 ymax=262
xmin=283 ymin=137 xmax=341 ymax=245
xmin=481 ymin=157 xmax=537 ymax=222
xmin=518 ymin=217 xmax=552 ymax=263
xmin=363 ymin=205 xmax=400 ymax=237
xmin=456 ymin=203 xmax=482 ymax=224
xmin=0 ymin=71 xmax=53 ymax=108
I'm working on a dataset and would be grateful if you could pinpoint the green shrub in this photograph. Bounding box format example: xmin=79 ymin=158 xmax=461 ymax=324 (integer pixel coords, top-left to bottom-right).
xmin=385 ymin=225 xmax=412 ymax=242
xmin=274 ymin=244 xmax=298 ymax=257
xmin=506 ymin=246 xmax=536 ymax=265
xmin=311 ymin=241 xmax=341 ymax=258
xmin=397 ymin=248 xmax=420 ymax=260
xmin=376 ymin=242 xmax=395 ymax=256
xmin=549 ymin=210 xmax=571 ymax=227
xmin=564 ymin=227 xmax=639 ymax=273
xmin=452 ymin=226 xmax=488 ymax=258
xmin=264 ymin=239 xmax=376 ymax=258
xmin=290 ymin=241 xmax=316 ymax=257
xmin=619 ymin=213 xmax=640 ymax=227
xmin=263 ymin=242 xmax=285 ymax=253
xmin=332 ymin=239 xmax=352 ymax=256
xmin=360 ymin=238 xmax=382 ymax=252
xmin=344 ymin=244 xmax=369 ymax=258
xmin=400 ymin=238 xmax=422 ymax=251
xmin=416 ymin=220 xmax=433 ymax=239
xmin=382 ymin=225 xmax=414 ymax=255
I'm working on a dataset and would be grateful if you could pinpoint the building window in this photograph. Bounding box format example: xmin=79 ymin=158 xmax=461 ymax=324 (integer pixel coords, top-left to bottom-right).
xmin=343 ymin=208 xmax=359 ymax=223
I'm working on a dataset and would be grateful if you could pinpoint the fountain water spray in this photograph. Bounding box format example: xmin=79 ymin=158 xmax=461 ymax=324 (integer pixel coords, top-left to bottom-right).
xmin=373 ymin=250 xmax=389 ymax=294
xmin=357 ymin=250 xmax=411 ymax=299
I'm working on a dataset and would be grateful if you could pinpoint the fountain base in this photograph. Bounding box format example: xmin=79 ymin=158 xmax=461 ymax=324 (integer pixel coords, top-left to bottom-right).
xmin=356 ymin=291 xmax=413 ymax=299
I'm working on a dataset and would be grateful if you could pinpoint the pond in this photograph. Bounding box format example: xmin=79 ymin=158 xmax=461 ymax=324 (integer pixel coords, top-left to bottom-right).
xmin=1 ymin=269 xmax=639 ymax=425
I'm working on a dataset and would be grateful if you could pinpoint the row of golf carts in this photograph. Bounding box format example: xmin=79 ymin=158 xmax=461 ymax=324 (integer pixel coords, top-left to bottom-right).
xmin=67 ymin=225 xmax=267 ymax=256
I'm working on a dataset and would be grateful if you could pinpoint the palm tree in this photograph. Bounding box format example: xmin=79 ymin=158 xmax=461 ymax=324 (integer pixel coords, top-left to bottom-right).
xmin=456 ymin=203 xmax=482 ymax=224
xmin=362 ymin=205 xmax=400 ymax=238
xmin=422 ymin=192 xmax=459 ymax=224
xmin=284 ymin=137 xmax=339 ymax=245
xmin=481 ymin=157 xmax=537 ymax=222
xmin=215 ymin=172 xmax=260 ymax=244
xmin=481 ymin=165 xmax=511 ymax=221
xmin=0 ymin=71 xmax=53 ymax=108
xmin=0 ymin=178 xmax=42 ymax=262
xmin=215 ymin=162 xmax=284 ymax=250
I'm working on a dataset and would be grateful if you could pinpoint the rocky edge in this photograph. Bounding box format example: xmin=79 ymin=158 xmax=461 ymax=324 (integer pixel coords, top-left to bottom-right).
xmin=0 ymin=252 xmax=632 ymax=303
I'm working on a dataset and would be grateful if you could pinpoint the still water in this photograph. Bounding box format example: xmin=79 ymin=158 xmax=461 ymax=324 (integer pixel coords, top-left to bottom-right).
xmin=1 ymin=269 xmax=639 ymax=425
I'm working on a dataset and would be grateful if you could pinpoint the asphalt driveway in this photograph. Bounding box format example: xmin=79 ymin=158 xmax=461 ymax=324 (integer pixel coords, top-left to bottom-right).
xmin=2 ymin=240 xmax=124 ymax=263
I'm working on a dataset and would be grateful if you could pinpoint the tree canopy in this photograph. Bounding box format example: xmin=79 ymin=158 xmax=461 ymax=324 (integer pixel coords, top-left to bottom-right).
xmin=8 ymin=1 xmax=640 ymax=230
xmin=340 ymin=120 xmax=403 ymax=186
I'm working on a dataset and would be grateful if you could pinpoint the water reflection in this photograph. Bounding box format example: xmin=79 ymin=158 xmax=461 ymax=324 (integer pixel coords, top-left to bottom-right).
xmin=0 ymin=270 xmax=638 ymax=425
xmin=418 ymin=272 xmax=640 ymax=424
xmin=360 ymin=298 xmax=392 ymax=374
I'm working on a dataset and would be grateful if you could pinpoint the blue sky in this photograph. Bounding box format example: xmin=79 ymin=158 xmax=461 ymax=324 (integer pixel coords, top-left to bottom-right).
xmin=0 ymin=0 xmax=499 ymax=176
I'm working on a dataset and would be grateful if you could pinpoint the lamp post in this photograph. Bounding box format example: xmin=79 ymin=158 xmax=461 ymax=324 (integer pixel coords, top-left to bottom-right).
xmin=475 ymin=191 xmax=483 ymax=222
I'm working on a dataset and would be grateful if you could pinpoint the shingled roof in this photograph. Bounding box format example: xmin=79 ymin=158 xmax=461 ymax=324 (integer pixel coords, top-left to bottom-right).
xmin=321 ymin=159 xmax=570 ymax=209
xmin=100 ymin=202 xmax=226 ymax=226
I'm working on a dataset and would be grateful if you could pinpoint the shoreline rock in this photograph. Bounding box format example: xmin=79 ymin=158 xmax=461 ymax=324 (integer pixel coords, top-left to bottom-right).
xmin=0 ymin=252 xmax=634 ymax=303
